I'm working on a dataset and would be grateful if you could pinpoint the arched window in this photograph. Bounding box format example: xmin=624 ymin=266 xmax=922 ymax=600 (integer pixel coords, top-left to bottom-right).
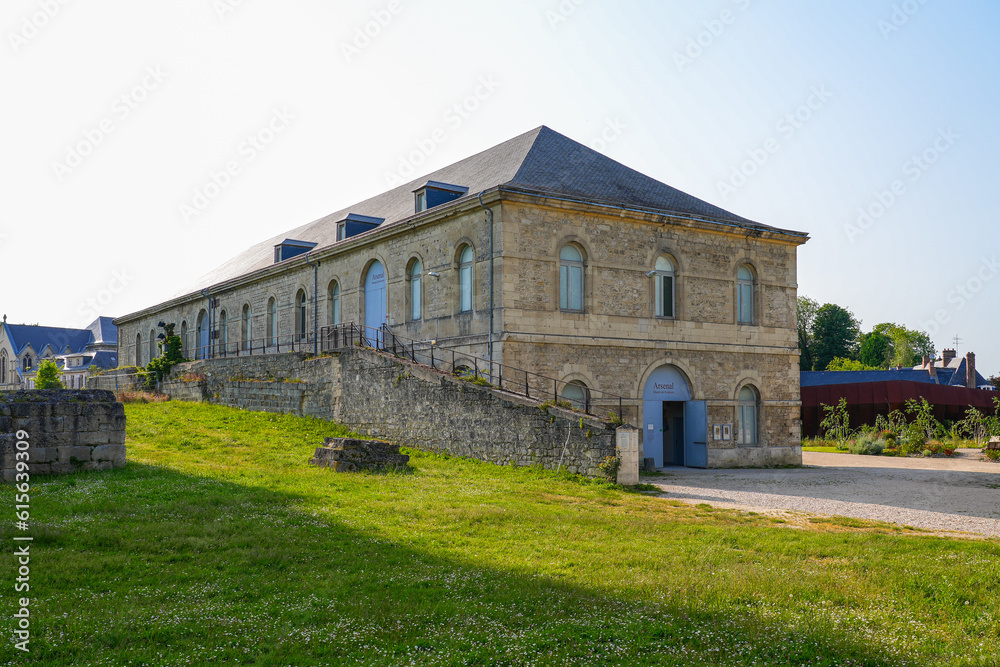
xmin=135 ymin=333 xmax=142 ymax=366
xmin=737 ymin=265 xmax=755 ymax=324
xmin=559 ymin=244 xmax=584 ymax=312
xmin=23 ymin=354 xmax=32 ymax=371
xmin=409 ymin=259 xmax=422 ymax=321
xmin=1 ymin=350 xmax=7 ymax=384
xmin=737 ymin=385 xmax=759 ymax=445
xmin=561 ymin=381 xmax=589 ymax=411
xmin=267 ymin=297 xmax=277 ymax=346
xmin=219 ymin=310 xmax=228 ymax=355
xmin=149 ymin=329 xmax=156 ymax=362
xmin=241 ymin=305 xmax=251 ymax=351
xmin=653 ymin=256 xmax=675 ymax=318
xmin=180 ymin=321 xmax=188 ymax=358
xmin=328 ymin=281 xmax=341 ymax=325
xmin=459 ymin=245 xmax=474 ymax=312
xmin=296 ymin=289 xmax=307 ymax=341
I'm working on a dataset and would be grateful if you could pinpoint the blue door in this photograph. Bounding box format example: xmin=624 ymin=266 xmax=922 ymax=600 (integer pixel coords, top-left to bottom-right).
xmin=197 ymin=310 xmax=210 ymax=360
xmin=642 ymin=365 xmax=691 ymax=468
xmin=364 ymin=261 xmax=387 ymax=346
xmin=684 ymin=401 xmax=708 ymax=468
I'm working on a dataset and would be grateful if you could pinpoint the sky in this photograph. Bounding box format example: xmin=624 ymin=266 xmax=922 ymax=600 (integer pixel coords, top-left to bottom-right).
xmin=3 ymin=0 xmax=998 ymax=374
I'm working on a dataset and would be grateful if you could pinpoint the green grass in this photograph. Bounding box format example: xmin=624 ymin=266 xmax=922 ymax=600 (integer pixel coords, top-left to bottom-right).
xmin=2 ymin=402 xmax=999 ymax=665
xmin=802 ymin=446 xmax=848 ymax=453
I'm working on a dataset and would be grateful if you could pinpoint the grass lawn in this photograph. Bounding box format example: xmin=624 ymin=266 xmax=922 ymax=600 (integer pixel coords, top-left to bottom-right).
xmin=2 ymin=402 xmax=998 ymax=666
xmin=801 ymin=446 xmax=847 ymax=453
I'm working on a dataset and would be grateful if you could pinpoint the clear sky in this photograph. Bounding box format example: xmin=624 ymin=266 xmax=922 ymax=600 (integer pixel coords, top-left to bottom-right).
xmin=3 ymin=0 xmax=998 ymax=374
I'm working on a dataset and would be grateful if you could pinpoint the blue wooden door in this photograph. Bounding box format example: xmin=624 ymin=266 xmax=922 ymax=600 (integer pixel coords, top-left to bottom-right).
xmin=684 ymin=401 xmax=708 ymax=468
xmin=364 ymin=261 xmax=387 ymax=346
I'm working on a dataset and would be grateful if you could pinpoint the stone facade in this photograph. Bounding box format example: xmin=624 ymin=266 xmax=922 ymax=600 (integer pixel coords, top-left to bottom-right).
xmin=1 ymin=390 xmax=126 ymax=482
xmin=162 ymin=347 xmax=619 ymax=478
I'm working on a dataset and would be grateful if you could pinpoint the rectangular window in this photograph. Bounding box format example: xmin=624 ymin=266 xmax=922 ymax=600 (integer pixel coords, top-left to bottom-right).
xmin=560 ymin=265 xmax=583 ymax=311
xmin=738 ymin=405 xmax=757 ymax=444
xmin=411 ymin=276 xmax=421 ymax=320
xmin=655 ymin=275 xmax=674 ymax=317
xmin=460 ymin=265 xmax=472 ymax=312
xmin=738 ymin=284 xmax=753 ymax=324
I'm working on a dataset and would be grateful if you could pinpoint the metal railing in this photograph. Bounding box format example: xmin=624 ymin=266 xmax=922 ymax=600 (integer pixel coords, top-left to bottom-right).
xmin=124 ymin=323 xmax=637 ymax=423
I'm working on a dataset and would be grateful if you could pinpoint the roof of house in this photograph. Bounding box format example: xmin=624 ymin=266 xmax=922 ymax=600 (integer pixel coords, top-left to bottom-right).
xmin=189 ymin=125 xmax=808 ymax=293
xmin=86 ymin=316 xmax=118 ymax=346
xmin=801 ymin=362 xmax=989 ymax=389
xmin=3 ymin=323 xmax=93 ymax=357
xmin=2 ymin=317 xmax=118 ymax=358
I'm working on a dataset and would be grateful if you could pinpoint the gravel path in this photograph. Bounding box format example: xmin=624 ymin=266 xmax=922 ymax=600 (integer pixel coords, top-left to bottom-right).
xmin=641 ymin=450 xmax=1000 ymax=538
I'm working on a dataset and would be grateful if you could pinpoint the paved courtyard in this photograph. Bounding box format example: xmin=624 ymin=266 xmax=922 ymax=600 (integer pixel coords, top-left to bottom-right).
xmin=642 ymin=450 xmax=1000 ymax=538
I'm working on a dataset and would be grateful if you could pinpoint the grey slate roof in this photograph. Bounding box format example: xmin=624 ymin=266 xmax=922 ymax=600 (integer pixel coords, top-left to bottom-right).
xmin=86 ymin=316 xmax=118 ymax=346
xmin=801 ymin=364 xmax=989 ymax=389
xmin=190 ymin=126 xmax=806 ymax=293
xmin=4 ymin=323 xmax=93 ymax=356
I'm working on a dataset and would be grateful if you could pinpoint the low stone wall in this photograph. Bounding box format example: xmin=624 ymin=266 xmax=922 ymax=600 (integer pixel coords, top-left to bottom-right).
xmin=1 ymin=390 xmax=127 ymax=482
xmin=164 ymin=348 xmax=618 ymax=478
xmin=310 ymin=437 xmax=410 ymax=472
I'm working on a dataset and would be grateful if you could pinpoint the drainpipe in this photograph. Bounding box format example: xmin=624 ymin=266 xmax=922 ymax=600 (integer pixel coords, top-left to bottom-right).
xmin=478 ymin=191 xmax=495 ymax=375
xmin=305 ymin=251 xmax=320 ymax=355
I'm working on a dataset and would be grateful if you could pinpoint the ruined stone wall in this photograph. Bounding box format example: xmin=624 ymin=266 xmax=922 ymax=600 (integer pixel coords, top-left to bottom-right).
xmin=1 ymin=390 xmax=126 ymax=482
xmin=163 ymin=348 xmax=617 ymax=477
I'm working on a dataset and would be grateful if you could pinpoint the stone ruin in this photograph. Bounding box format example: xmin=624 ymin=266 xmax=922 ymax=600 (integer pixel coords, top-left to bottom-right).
xmin=309 ymin=437 xmax=409 ymax=472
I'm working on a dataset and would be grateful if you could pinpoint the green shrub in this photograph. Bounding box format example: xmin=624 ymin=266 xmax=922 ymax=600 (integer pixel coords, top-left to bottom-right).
xmin=34 ymin=359 xmax=64 ymax=389
xmin=849 ymin=434 xmax=885 ymax=456
xmin=597 ymin=455 xmax=621 ymax=482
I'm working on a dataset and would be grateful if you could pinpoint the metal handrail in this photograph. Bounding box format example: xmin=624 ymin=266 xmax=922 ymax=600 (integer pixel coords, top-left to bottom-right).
xmin=123 ymin=323 xmax=636 ymax=423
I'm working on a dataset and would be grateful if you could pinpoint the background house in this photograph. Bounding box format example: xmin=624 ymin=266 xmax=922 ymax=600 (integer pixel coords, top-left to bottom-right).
xmin=0 ymin=316 xmax=118 ymax=389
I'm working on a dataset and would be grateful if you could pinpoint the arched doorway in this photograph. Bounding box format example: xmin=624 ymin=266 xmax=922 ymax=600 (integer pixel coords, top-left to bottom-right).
xmin=642 ymin=365 xmax=707 ymax=468
xmin=197 ymin=310 xmax=210 ymax=360
xmin=363 ymin=261 xmax=387 ymax=345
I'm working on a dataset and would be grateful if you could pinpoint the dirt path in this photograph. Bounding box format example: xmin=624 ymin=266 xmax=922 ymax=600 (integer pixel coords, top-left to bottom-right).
xmin=641 ymin=450 xmax=1000 ymax=538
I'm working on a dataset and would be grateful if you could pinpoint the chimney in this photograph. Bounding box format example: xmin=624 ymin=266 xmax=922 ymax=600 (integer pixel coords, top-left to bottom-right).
xmin=921 ymin=355 xmax=929 ymax=368
xmin=928 ymin=359 xmax=937 ymax=383
xmin=967 ymin=352 xmax=977 ymax=389
xmin=942 ymin=348 xmax=957 ymax=365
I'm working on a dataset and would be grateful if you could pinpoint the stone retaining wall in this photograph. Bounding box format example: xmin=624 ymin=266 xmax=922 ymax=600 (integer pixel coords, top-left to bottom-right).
xmin=163 ymin=348 xmax=618 ymax=477
xmin=1 ymin=390 xmax=127 ymax=482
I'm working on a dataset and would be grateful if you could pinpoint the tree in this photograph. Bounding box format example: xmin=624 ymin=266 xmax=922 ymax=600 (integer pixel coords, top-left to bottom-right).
xmin=870 ymin=323 xmax=935 ymax=368
xmin=35 ymin=359 xmax=64 ymax=389
xmin=826 ymin=357 xmax=878 ymax=371
xmin=146 ymin=324 xmax=187 ymax=384
xmin=811 ymin=304 xmax=861 ymax=373
xmin=858 ymin=330 xmax=892 ymax=369
xmin=796 ymin=296 xmax=819 ymax=371
xmin=990 ymin=374 xmax=1000 ymax=391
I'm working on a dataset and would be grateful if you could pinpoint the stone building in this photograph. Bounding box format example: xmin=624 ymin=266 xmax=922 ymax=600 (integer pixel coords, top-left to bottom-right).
xmin=115 ymin=126 xmax=809 ymax=467
xmin=0 ymin=316 xmax=117 ymax=390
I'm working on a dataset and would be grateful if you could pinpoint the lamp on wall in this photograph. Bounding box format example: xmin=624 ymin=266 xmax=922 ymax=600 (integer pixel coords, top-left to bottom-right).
xmin=645 ymin=271 xmax=657 ymax=277
xmin=426 ymin=271 xmax=441 ymax=278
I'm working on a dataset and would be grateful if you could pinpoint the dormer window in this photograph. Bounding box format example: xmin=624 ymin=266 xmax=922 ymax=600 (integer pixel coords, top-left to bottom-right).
xmin=413 ymin=181 xmax=469 ymax=214
xmin=273 ymin=239 xmax=317 ymax=263
xmin=335 ymin=213 xmax=385 ymax=242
